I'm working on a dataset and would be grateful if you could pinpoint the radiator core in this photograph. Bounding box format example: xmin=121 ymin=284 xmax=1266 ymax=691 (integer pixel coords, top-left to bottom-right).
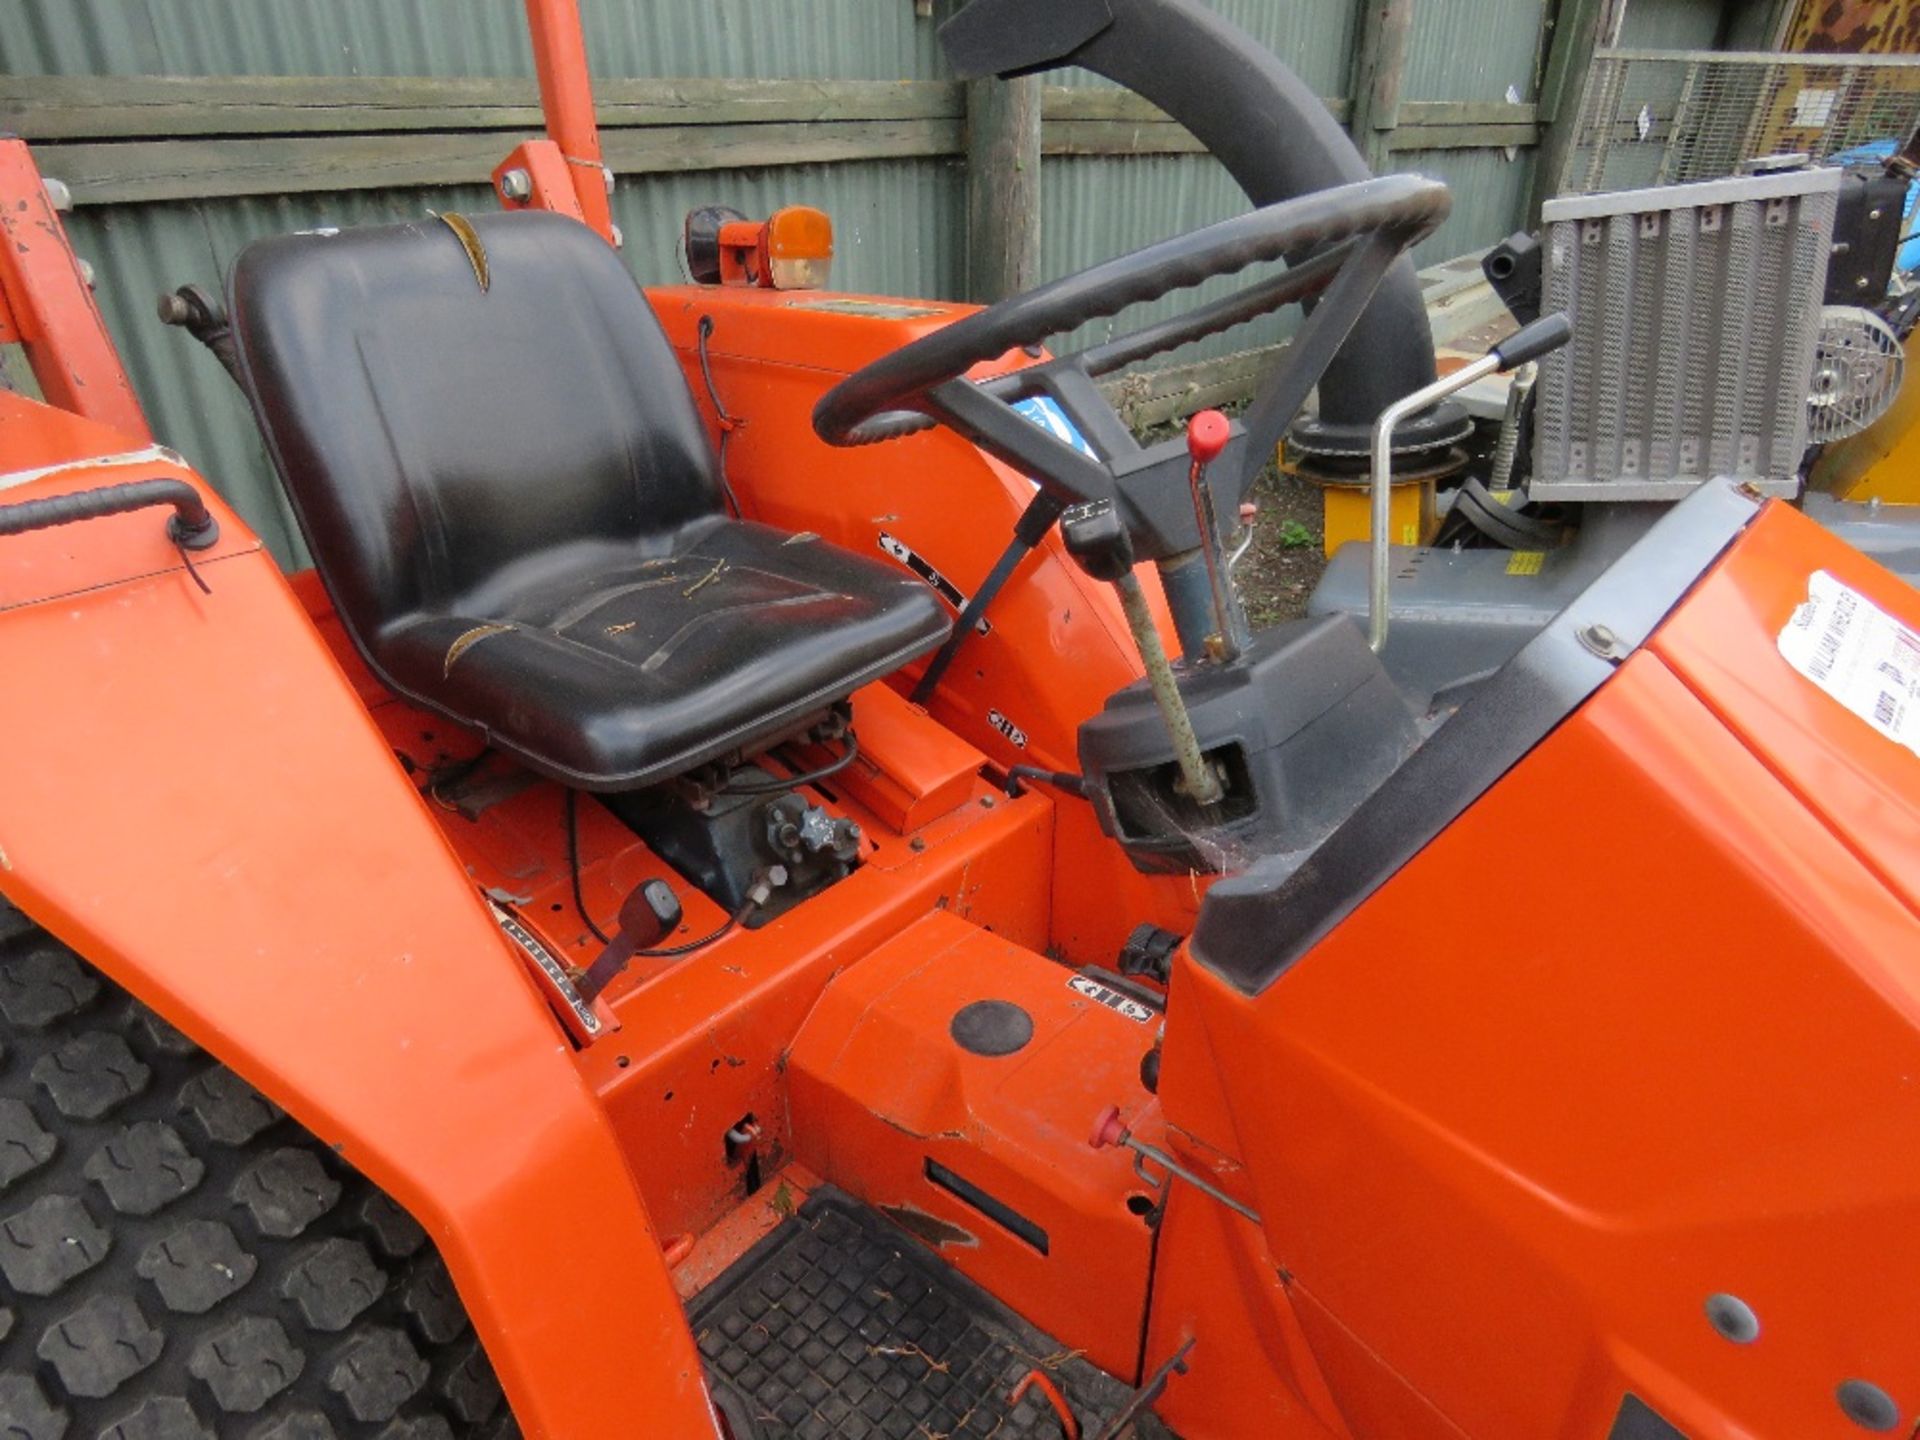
xmin=1533 ymin=168 xmax=1839 ymax=501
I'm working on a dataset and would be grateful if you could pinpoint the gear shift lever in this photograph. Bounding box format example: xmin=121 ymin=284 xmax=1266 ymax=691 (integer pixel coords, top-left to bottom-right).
xmin=1060 ymin=500 xmax=1225 ymax=808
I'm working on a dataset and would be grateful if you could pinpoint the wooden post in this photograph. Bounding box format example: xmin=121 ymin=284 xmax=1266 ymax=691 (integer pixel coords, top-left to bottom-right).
xmin=1528 ymin=0 xmax=1615 ymax=221
xmin=965 ymin=75 xmax=1041 ymax=303
xmin=1348 ymin=0 xmax=1414 ymax=174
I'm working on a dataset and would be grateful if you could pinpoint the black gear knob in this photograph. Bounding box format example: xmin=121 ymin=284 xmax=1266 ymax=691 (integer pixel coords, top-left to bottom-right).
xmin=1059 ymin=499 xmax=1134 ymax=583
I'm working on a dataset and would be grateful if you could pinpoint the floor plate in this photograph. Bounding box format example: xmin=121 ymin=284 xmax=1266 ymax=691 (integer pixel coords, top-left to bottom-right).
xmin=692 ymin=1186 xmax=1167 ymax=1439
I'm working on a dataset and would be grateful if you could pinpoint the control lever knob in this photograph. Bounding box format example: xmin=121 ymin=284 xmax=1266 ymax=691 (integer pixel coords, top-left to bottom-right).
xmin=1186 ymin=408 xmax=1232 ymax=465
xmin=576 ymin=878 xmax=684 ymax=1003
xmin=618 ymin=878 xmax=683 ymax=944
xmin=1492 ymin=311 xmax=1573 ymax=371
xmin=1059 ymin=499 xmax=1135 ymax=584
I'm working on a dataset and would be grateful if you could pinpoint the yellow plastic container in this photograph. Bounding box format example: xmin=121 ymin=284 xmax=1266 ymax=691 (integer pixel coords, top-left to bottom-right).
xmin=1278 ymin=443 xmax=1439 ymax=558
xmin=1314 ymin=476 xmax=1434 ymax=558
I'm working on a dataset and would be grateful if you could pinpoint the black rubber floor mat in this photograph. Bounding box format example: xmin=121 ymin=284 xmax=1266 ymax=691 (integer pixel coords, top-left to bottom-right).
xmin=692 ymin=1186 xmax=1170 ymax=1439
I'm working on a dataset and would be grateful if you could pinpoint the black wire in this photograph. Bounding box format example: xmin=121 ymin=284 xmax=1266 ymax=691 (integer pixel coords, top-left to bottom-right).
xmin=696 ymin=314 xmax=745 ymax=518
xmin=564 ymin=788 xmax=614 ymax=944
xmin=174 ymin=539 xmax=213 ymax=595
xmin=721 ymin=732 xmax=860 ymax=796
xmin=635 ymin=902 xmax=753 ymax=959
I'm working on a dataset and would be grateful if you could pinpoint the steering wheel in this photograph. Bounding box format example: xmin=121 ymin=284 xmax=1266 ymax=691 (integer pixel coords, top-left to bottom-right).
xmin=812 ymin=174 xmax=1451 ymax=560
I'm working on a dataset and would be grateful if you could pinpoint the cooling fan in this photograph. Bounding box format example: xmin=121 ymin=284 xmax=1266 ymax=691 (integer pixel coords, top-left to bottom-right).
xmin=1807 ymin=306 xmax=1904 ymax=443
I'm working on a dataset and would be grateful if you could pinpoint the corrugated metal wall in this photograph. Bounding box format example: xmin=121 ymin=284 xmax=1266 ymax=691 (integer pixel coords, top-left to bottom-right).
xmin=2 ymin=0 xmax=1712 ymax=563
xmin=1039 ymin=0 xmax=1546 ymax=360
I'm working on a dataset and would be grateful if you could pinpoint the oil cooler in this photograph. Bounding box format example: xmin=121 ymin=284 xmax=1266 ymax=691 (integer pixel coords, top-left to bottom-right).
xmin=1532 ymin=167 xmax=1840 ymax=500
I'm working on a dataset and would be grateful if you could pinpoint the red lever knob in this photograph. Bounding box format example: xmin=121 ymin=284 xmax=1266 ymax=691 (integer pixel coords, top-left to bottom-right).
xmin=1089 ymin=1104 xmax=1128 ymax=1150
xmin=1186 ymin=408 xmax=1231 ymax=465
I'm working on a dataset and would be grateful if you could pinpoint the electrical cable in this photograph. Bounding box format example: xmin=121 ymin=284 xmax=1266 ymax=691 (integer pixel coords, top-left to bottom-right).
xmin=721 ymin=732 xmax=860 ymax=796
xmin=564 ymin=788 xmax=614 ymax=944
xmin=696 ymin=314 xmax=745 ymax=517
xmin=635 ymin=902 xmax=753 ymax=959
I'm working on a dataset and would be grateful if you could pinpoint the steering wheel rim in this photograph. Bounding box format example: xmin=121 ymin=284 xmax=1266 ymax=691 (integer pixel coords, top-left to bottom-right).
xmin=811 ymin=173 xmax=1451 ymax=561
xmin=812 ymin=174 xmax=1449 ymax=452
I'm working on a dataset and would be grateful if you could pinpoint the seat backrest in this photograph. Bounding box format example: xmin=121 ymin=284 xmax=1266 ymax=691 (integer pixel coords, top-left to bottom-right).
xmin=229 ymin=211 xmax=721 ymax=637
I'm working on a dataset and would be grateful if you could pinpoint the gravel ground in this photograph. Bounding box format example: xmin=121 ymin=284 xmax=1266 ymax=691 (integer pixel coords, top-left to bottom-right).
xmin=1236 ymin=453 xmax=1329 ymax=626
xmin=1133 ymin=407 xmax=1331 ymax=626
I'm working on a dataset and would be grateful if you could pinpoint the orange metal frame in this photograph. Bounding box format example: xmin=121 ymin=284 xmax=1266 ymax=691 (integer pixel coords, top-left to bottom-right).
xmin=6 ymin=11 xmax=1920 ymax=1438
xmin=0 ymin=139 xmax=150 ymax=440
xmin=519 ymin=0 xmax=614 ymax=240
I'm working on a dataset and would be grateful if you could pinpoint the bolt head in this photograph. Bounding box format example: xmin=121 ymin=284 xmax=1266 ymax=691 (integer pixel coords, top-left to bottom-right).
xmin=76 ymin=258 xmax=96 ymax=289
xmin=609 ymin=223 xmax=625 ymax=249
xmin=41 ymin=177 xmax=72 ymax=212
xmin=1577 ymin=621 xmax=1627 ymax=661
xmin=498 ymin=167 xmax=532 ymax=202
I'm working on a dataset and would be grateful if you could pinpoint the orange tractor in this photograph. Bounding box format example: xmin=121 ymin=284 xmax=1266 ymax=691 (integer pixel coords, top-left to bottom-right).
xmin=1 ymin=1 xmax=1917 ymax=1437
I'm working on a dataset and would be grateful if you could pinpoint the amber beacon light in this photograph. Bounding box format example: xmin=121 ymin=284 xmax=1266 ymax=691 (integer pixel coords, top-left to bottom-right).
xmin=684 ymin=203 xmax=835 ymax=290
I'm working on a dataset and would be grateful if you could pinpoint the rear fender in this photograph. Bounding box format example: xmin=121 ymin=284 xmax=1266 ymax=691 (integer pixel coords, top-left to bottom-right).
xmin=0 ymin=394 xmax=718 ymax=1438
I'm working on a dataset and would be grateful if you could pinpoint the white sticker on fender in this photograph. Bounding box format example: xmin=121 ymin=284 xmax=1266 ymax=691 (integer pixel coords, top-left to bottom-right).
xmin=1778 ymin=569 xmax=1920 ymax=758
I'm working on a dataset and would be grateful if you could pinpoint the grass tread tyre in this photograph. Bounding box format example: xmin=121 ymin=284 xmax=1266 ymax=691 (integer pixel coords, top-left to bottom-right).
xmin=0 ymin=896 xmax=519 ymax=1439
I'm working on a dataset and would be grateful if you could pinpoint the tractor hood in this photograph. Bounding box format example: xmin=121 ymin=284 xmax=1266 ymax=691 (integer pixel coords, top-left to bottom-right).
xmin=1180 ymin=492 xmax=1920 ymax=1438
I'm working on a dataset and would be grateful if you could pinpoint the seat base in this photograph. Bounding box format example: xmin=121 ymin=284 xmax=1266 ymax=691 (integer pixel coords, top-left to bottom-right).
xmin=376 ymin=519 xmax=949 ymax=791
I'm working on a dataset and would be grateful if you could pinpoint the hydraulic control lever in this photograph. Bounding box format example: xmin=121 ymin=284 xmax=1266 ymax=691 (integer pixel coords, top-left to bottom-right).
xmin=1061 ymin=500 xmax=1225 ymax=808
xmin=1182 ymin=409 xmax=1242 ymax=663
xmin=576 ymin=878 xmax=682 ymax=1003
xmin=1367 ymin=311 xmax=1574 ymax=652
xmin=157 ymin=283 xmax=246 ymax=390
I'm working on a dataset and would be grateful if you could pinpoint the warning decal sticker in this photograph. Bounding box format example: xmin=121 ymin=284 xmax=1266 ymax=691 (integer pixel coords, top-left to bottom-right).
xmin=877 ymin=532 xmax=990 ymax=635
xmin=1777 ymin=569 xmax=1920 ymax=758
xmin=986 ymin=709 xmax=1028 ymax=749
xmin=1067 ymin=975 xmax=1155 ymax=1024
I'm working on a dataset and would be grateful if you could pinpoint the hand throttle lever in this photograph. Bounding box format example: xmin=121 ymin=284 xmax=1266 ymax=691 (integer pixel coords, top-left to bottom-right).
xmin=1366 ymin=311 xmax=1574 ymax=652
xmin=1183 ymin=409 xmax=1242 ymax=663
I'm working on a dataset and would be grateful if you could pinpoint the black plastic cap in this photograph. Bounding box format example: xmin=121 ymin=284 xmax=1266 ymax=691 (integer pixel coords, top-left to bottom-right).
xmin=1060 ymin=499 xmax=1135 ymax=583
xmin=618 ymin=877 xmax=682 ymax=945
xmin=683 ymin=204 xmax=747 ymax=287
xmin=1494 ymin=311 xmax=1573 ymax=371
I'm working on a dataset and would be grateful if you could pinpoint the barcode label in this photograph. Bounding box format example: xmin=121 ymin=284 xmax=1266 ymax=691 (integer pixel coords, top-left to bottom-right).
xmin=1778 ymin=570 xmax=1920 ymax=760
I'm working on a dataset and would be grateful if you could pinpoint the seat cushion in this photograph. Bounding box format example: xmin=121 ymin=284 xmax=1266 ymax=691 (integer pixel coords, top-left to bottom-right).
xmin=377 ymin=519 xmax=950 ymax=789
xmin=226 ymin=211 xmax=949 ymax=789
xmin=228 ymin=211 xmax=725 ymax=649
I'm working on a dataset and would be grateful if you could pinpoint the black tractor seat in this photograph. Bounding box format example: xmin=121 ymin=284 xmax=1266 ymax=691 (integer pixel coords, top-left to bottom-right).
xmin=227 ymin=211 xmax=948 ymax=790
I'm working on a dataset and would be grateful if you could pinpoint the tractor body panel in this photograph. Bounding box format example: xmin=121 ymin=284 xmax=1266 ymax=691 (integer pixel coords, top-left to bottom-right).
xmin=646 ymin=282 xmax=1206 ymax=964
xmin=1173 ymin=499 xmax=1920 ymax=1438
xmin=0 ymin=391 xmax=717 ymax=1438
